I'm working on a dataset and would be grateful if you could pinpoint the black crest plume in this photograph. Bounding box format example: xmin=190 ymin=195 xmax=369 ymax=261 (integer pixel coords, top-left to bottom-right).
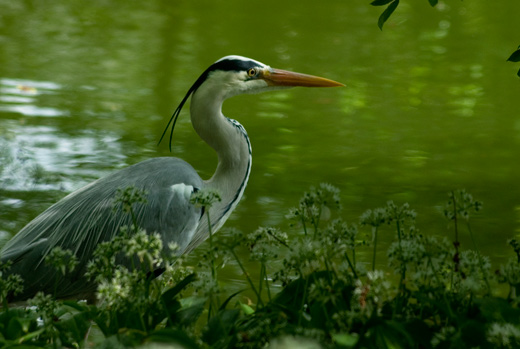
xmin=158 ymin=67 xmax=212 ymax=151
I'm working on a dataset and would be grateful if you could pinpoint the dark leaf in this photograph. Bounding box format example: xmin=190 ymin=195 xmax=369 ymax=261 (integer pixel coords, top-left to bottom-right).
xmin=428 ymin=0 xmax=438 ymax=6
xmin=146 ymin=329 xmax=200 ymax=349
xmin=404 ymin=318 xmax=433 ymax=348
xmin=272 ymin=271 xmax=337 ymax=317
xmin=359 ymin=319 xmax=413 ymax=348
xmin=507 ymin=48 xmax=520 ymax=62
xmin=162 ymin=273 xmax=196 ymax=302
xmin=119 ymin=309 xmax=148 ymax=332
xmin=475 ymin=297 xmax=520 ymax=323
xmin=371 ymin=0 xmax=394 ymax=6
xmin=202 ymin=309 xmax=240 ymax=346
xmin=272 ymin=277 xmax=307 ymax=312
xmin=0 ymin=309 xmax=39 ymax=342
xmin=176 ymin=298 xmax=207 ymax=327
xmin=161 ymin=273 xmax=197 ymax=325
xmin=61 ymin=300 xmax=90 ymax=312
xmin=517 ymin=68 xmax=520 ymax=78
xmin=378 ymin=0 xmax=400 ymax=30
xmin=108 ymin=330 xmax=146 ymax=348
xmin=219 ymin=289 xmax=245 ymax=311
xmin=460 ymin=320 xmax=487 ymax=347
xmin=6 ymin=317 xmax=23 ymax=340
xmin=161 ymin=298 xmax=181 ymax=325
xmin=55 ymin=311 xmax=91 ymax=346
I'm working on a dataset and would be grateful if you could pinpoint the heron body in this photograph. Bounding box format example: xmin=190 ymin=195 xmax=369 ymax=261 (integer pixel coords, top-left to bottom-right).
xmin=1 ymin=55 xmax=342 ymax=301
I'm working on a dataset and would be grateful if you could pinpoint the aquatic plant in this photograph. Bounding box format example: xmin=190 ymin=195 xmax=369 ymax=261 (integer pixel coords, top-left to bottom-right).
xmin=1 ymin=185 xmax=519 ymax=348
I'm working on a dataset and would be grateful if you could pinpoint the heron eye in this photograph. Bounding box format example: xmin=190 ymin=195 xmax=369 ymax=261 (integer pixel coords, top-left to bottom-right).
xmin=247 ymin=68 xmax=257 ymax=77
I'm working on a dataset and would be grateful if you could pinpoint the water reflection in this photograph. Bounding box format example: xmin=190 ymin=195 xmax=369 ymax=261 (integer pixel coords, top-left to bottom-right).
xmin=0 ymin=125 xmax=123 ymax=192
xmin=0 ymin=75 xmax=129 ymax=190
xmin=0 ymin=1 xmax=519 ymax=280
xmin=0 ymin=78 xmax=66 ymax=117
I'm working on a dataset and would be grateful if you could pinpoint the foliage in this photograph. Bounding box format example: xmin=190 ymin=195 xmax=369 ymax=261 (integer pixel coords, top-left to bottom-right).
xmin=507 ymin=46 xmax=520 ymax=78
xmin=370 ymin=0 xmax=439 ymax=30
xmin=371 ymin=0 xmax=401 ymax=31
xmin=1 ymin=185 xmax=520 ymax=348
xmin=370 ymin=1 xmax=520 ymax=78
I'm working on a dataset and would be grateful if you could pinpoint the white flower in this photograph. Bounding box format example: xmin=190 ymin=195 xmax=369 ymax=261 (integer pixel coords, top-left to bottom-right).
xmin=487 ymin=322 xmax=520 ymax=348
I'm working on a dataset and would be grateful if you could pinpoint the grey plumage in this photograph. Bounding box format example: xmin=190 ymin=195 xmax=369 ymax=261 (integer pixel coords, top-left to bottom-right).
xmin=1 ymin=158 xmax=202 ymax=300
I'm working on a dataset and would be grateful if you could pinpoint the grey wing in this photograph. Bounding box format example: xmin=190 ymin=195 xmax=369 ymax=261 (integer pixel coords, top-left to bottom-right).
xmin=0 ymin=157 xmax=203 ymax=301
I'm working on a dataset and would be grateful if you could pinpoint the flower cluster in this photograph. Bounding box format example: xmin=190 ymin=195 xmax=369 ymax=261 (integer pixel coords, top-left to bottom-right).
xmin=44 ymin=246 xmax=78 ymax=276
xmin=0 ymin=260 xmax=23 ymax=303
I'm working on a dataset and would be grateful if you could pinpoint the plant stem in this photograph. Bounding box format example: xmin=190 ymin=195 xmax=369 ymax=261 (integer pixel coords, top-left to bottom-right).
xmin=427 ymin=255 xmax=456 ymax=320
xmin=344 ymin=252 xmax=358 ymax=279
xmin=466 ymin=221 xmax=491 ymax=294
xmin=396 ymin=220 xmax=407 ymax=294
xmin=206 ymin=211 xmax=217 ymax=282
xmin=297 ymin=269 xmax=311 ymax=327
xmin=372 ymin=226 xmax=379 ymax=272
xmin=262 ymin=263 xmax=272 ymax=302
xmin=313 ymin=205 xmax=322 ymax=238
xmin=205 ymin=208 xmax=222 ymax=316
xmin=451 ymin=191 xmax=461 ymax=274
xmin=229 ymin=248 xmax=263 ymax=308
xmin=302 ymin=215 xmax=308 ymax=236
xmin=265 ymin=229 xmax=290 ymax=249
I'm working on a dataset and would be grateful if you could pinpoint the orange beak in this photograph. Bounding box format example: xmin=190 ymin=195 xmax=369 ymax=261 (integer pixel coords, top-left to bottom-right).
xmin=261 ymin=68 xmax=344 ymax=87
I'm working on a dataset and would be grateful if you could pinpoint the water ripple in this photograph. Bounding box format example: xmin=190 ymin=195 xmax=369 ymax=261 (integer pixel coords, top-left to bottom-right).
xmin=0 ymin=78 xmax=67 ymax=117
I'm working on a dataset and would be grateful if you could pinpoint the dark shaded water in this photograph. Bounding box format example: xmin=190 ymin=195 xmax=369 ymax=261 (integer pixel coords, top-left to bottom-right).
xmin=1 ymin=1 xmax=519 ymax=280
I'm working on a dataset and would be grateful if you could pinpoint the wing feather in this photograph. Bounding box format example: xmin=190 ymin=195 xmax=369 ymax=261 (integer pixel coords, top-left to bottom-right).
xmin=0 ymin=157 xmax=203 ymax=300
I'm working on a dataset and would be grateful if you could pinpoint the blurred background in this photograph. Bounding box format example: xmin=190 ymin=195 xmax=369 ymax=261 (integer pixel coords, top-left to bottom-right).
xmin=1 ymin=1 xmax=519 ymax=273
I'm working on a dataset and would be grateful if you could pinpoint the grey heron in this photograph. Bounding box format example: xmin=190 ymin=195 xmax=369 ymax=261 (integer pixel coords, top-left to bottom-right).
xmin=0 ymin=55 xmax=343 ymax=302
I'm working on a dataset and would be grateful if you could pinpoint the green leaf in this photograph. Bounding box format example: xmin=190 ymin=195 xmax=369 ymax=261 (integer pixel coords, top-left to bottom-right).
xmin=371 ymin=0 xmax=394 ymax=6
xmin=9 ymin=328 xmax=45 ymax=345
xmin=176 ymin=298 xmax=206 ymax=327
xmin=428 ymin=0 xmax=438 ymax=6
xmin=61 ymin=300 xmax=90 ymax=312
xmin=460 ymin=320 xmax=487 ymax=347
xmin=55 ymin=311 xmax=91 ymax=346
xmin=507 ymin=48 xmax=520 ymax=62
xmin=517 ymin=68 xmax=520 ymax=78
xmin=404 ymin=319 xmax=433 ymax=348
xmin=239 ymin=302 xmax=255 ymax=315
xmin=6 ymin=317 xmax=23 ymax=340
xmin=272 ymin=277 xmax=307 ymax=313
xmin=161 ymin=273 xmax=197 ymax=325
xmin=219 ymin=289 xmax=245 ymax=311
xmin=475 ymin=297 xmax=520 ymax=323
xmin=378 ymin=0 xmax=399 ymax=30
xmin=162 ymin=273 xmax=196 ymax=301
xmin=332 ymin=332 xmax=359 ymax=347
xmin=358 ymin=319 xmax=414 ymax=348
xmin=202 ymin=309 xmax=240 ymax=346
xmin=146 ymin=329 xmax=199 ymax=349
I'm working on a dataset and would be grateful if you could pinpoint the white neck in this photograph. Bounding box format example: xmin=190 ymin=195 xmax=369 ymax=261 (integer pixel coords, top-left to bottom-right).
xmin=187 ymin=82 xmax=252 ymax=249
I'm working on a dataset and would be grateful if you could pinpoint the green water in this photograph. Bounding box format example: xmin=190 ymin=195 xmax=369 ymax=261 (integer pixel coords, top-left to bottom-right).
xmin=1 ymin=1 xmax=519 ymax=277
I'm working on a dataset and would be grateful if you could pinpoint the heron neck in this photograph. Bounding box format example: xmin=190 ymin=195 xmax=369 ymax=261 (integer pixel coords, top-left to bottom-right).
xmin=190 ymin=89 xmax=251 ymax=213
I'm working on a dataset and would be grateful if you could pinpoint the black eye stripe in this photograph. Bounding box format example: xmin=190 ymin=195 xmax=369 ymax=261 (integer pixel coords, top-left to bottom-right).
xmin=210 ymin=59 xmax=263 ymax=73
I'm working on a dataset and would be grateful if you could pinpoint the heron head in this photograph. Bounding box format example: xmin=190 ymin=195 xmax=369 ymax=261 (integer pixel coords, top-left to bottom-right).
xmin=197 ymin=55 xmax=344 ymax=98
xmin=159 ymin=55 xmax=343 ymax=150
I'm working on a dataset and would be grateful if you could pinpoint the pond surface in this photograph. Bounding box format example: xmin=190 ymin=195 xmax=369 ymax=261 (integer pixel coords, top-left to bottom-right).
xmin=1 ymin=1 xmax=519 ymax=279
